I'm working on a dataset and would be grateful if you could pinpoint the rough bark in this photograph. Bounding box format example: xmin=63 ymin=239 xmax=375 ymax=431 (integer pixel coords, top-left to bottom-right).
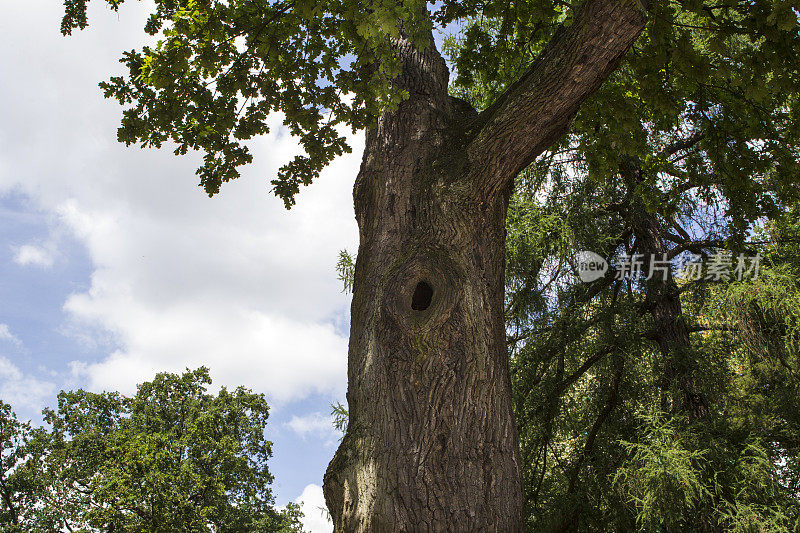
xmin=323 ymin=33 xmax=523 ymax=530
xmin=323 ymin=1 xmax=649 ymax=530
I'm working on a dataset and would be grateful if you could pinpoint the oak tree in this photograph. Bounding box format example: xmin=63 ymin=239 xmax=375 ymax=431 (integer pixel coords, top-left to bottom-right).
xmin=61 ymin=0 xmax=654 ymax=528
xmin=0 ymin=369 xmax=302 ymax=532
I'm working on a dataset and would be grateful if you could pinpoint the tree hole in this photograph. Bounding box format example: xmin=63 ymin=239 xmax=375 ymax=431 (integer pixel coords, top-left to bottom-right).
xmin=411 ymin=281 xmax=433 ymax=311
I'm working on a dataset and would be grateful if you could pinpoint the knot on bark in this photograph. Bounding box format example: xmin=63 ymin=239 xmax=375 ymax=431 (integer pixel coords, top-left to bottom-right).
xmin=383 ymin=249 xmax=459 ymax=334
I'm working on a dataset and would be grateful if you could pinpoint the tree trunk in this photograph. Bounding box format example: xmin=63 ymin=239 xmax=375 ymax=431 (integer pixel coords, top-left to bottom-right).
xmin=324 ymin=1 xmax=649 ymax=528
xmin=621 ymin=159 xmax=708 ymax=420
xmin=639 ymin=215 xmax=708 ymax=420
xmin=323 ymin=34 xmax=524 ymax=531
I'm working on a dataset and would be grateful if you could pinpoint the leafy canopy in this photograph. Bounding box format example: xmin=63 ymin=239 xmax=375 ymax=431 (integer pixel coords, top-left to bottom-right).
xmin=62 ymin=0 xmax=439 ymax=207
xmin=0 ymin=368 xmax=303 ymax=532
xmin=61 ymin=0 xmax=668 ymax=207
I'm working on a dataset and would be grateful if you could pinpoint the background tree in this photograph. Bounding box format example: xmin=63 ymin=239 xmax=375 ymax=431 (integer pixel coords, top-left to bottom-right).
xmin=0 ymin=403 xmax=51 ymax=532
xmin=437 ymin=1 xmax=800 ymax=528
xmin=61 ymin=0 xmax=655 ymax=527
xmin=0 ymin=368 xmax=303 ymax=532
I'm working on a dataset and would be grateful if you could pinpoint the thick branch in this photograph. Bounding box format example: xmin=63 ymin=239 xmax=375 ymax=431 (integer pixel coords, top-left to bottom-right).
xmin=662 ymin=130 xmax=705 ymax=159
xmin=667 ymin=238 xmax=725 ymax=260
xmin=468 ymin=0 xmax=649 ymax=200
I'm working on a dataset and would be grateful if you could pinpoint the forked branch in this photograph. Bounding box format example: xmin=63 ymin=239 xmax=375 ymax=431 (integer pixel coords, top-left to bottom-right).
xmin=468 ymin=0 xmax=652 ymax=200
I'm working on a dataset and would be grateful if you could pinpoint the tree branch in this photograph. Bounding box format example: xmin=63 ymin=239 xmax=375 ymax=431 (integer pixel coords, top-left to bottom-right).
xmin=687 ymin=324 xmax=734 ymax=333
xmin=558 ymin=358 xmax=623 ymax=532
xmin=661 ymin=130 xmax=705 ymax=159
xmin=667 ymin=238 xmax=725 ymax=260
xmin=468 ymin=0 xmax=650 ymax=201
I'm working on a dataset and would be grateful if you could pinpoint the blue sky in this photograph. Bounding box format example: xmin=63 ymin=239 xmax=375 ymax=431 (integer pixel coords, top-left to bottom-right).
xmin=0 ymin=2 xmax=364 ymax=531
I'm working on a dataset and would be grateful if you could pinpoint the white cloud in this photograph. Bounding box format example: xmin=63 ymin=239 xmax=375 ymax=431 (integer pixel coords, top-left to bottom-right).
xmin=0 ymin=324 xmax=21 ymax=346
xmin=0 ymin=3 xmax=360 ymax=402
xmin=0 ymin=356 xmax=56 ymax=410
xmin=52 ymin=141 xmax=358 ymax=401
xmin=12 ymin=244 xmax=54 ymax=267
xmin=286 ymin=412 xmax=340 ymax=446
xmin=67 ymin=308 xmax=349 ymax=402
xmin=296 ymin=484 xmax=333 ymax=533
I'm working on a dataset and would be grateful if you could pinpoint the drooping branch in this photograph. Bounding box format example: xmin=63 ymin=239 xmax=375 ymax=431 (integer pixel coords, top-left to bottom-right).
xmin=556 ymin=358 xmax=623 ymax=532
xmin=467 ymin=0 xmax=651 ymax=200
